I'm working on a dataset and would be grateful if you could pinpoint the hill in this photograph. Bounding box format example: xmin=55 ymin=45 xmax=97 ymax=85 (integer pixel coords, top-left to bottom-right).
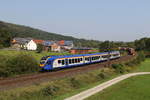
xmin=0 ymin=21 xmax=100 ymax=47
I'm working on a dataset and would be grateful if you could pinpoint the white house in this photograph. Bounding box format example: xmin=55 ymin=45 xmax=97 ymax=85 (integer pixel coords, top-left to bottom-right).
xmin=26 ymin=40 xmax=37 ymax=50
xmin=12 ymin=37 xmax=37 ymax=50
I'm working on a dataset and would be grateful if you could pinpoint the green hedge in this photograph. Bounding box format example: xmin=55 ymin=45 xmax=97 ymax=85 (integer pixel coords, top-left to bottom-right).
xmin=0 ymin=53 xmax=38 ymax=77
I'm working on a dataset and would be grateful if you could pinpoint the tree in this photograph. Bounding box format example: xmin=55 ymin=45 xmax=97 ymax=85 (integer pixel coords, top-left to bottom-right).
xmin=0 ymin=29 xmax=11 ymax=47
xmin=36 ymin=44 xmax=43 ymax=53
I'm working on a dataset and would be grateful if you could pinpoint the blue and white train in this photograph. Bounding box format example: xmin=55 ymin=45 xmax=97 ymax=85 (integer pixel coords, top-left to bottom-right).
xmin=40 ymin=51 xmax=120 ymax=71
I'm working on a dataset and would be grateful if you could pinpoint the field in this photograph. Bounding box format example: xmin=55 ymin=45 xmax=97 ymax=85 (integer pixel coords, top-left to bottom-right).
xmin=0 ymin=51 xmax=149 ymax=100
xmin=0 ymin=50 xmax=70 ymax=62
xmin=135 ymin=58 xmax=150 ymax=72
xmin=86 ymin=59 xmax=150 ymax=100
xmin=85 ymin=75 xmax=150 ymax=100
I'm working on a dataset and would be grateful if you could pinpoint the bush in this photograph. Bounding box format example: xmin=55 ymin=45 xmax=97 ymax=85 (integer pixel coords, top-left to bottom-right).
xmin=0 ymin=54 xmax=39 ymax=77
xmin=111 ymin=64 xmax=125 ymax=74
xmin=36 ymin=44 xmax=43 ymax=53
xmin=0 ymin=55 xmax=9 ymax=77
xmin=6 ymin=54 xmax=38 ymax=75
xmin=125 ymin=51 xmax=146 ymax=67
xmin=42 ymin=85 xmax=59 ymax=96
xmin=70 ymin=78 xmax=82 ymax=89
xmin=97 ymin=72 xmax=107 ymax=79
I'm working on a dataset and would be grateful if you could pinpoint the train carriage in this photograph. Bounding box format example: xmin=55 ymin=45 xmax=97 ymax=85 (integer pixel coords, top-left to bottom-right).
xmin=40 ymin=51 xmax=120 ymax=71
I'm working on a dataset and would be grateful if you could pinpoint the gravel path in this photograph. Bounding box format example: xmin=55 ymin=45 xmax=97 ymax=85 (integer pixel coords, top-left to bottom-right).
xmin=65 ymin=72 xmax=150 ymax=100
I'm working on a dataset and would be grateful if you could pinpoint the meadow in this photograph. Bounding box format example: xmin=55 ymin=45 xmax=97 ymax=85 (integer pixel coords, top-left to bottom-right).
xmin=86 ymin=58 xmax=150 ymax=100
xmin=0 ymin=50 xmax=70 ymax=77
xmin=0 ymin=57 xmax=149 ymax=100
xmin=0 ymin=50 xmax=70 ymax=61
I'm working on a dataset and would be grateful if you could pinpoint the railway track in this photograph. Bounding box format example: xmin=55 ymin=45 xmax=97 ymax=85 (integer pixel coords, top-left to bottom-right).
xmin=0 ymin=55 xmax=135 ymax=91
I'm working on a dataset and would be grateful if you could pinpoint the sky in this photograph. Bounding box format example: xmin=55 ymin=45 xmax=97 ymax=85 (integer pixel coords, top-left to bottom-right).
xmin=0 ymin=0 xmax=150 ymax=41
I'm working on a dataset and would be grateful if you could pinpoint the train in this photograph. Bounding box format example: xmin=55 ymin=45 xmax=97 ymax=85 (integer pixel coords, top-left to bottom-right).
xmin=39 ymin=51 xmax=121 ymax=71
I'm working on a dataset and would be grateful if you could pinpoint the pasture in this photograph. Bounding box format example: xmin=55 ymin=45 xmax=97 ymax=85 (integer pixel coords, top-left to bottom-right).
xmin=86 ymin=59 xmax=150 ymax=100
xmin=86 ymin=74 xmax=150 ymax=100
xmin=0 ymin=50 xmax=70 ymax=61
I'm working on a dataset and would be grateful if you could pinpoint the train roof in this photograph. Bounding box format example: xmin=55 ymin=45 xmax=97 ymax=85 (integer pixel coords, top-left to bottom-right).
xmin=45 ymin=51 xmax=119 ymax=59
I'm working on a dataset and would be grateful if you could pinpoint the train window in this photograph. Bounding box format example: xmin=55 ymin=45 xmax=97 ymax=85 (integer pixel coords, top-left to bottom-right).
xmin=46 ymin=61 xmax=51 ymax=65
xmin=113 ymin=54 xmax=119 ymax=56
xmin=72 ymin=59 xmax=75 ymax=63
xmin=85 ymin=58 xmax=87 ymax=61
xmin=62 ymin=60 xmax=65 ymax=65
xmin=102 ymin=55 xmax=111 ymax=58
xmin=80 ymin=58 xmax=83 ymax=61
xmin=87 ymin=57 xmax=90 ymax=61
xmin=78 ymin=58 xmax=80 ymax=62
xmin=75 ymin=59 xmax=78 ymax=63
xmin=58 ymin=60 xmax=61 ymax=64
xmin=69 ymin=59 xmax=71 ymax=64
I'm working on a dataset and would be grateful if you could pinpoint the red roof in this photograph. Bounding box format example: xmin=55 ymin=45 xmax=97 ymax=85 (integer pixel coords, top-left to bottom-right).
xmin=33 ymin=40 xmax=44 ymax=44
xmin=58 ymin=40 xmax=65 ymax=45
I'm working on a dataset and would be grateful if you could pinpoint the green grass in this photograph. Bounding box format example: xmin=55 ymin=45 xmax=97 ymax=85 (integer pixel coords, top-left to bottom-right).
xmin=85 ymin=58 xmax=150 ymax=100
xmin=0 ymin=50 xmax=70 ymax=61
xmin=0 ymin=51 xmax=150 ymax=100
xmin=135 ymin=58 xmax=150 ymax=72
xmin=0 ymin=68 xmax=119 ymax=100
xmin=85 ymin=74 xmax=150 ymax=100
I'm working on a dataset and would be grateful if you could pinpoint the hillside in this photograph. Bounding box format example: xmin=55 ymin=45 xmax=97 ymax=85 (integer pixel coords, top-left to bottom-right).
xmin=0 ymin=21 xmax=100 ymax=47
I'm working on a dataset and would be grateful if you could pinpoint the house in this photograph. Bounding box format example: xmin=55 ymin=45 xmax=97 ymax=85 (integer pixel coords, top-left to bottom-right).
xmin=11 ymin=37 xmax=37 ymax=50
xmin=70 ymin=47 xmax=98 ymax=54
xmin=43 ymin=41 xmax=61 ymax=52
xmin=33 ymin=39 xmax=44 ymax=44
xmin=51 ymin=42 xmax=61 ymax=52
xmin=58 ymin=40 xmax=74 ymax=50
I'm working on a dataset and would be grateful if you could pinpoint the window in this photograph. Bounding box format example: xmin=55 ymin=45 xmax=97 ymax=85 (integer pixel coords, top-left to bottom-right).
xmin=69 ymin=59 xmax=71 ymax=64
xmin=47 ymin=61 xmax=51 ymax=65
xmin=72 ymin=59 xmax=75 ymax=63
xmin=80 ymin=58 xmax=83 ymax=61
xmin=78 ymin=58 xmax=80 ymax=62
xmin=102 ymin=55 xmax=111 ymax=58
xmin=58 ymin=60 xmax=61 ymax=64
xmin=62 ymin=60 xmax=65 ymax=65
xmin=75 ymin=59 xmax=78 ymax=63
xmin=113 ymin=54 xmax=119 ymax=56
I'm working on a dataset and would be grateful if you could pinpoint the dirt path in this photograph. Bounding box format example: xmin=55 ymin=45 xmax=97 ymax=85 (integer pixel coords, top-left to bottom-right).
xmin=65 ymin=72 xmax=150 ymax=100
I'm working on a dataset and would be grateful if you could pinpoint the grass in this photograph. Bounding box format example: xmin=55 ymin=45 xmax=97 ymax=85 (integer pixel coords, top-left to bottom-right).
xmin=0 ymin=51 xmax=149 ymax=100
xmin=135 ymin=58 xmax=150 ymax=72
xmin=0 ymin=50 xmax=70 ymax=61
xmin=85 ymin=75 xmax=150 ymax=100
xmin=0 ymin=68 xmax=120 ymax=100
xmin=85 ymin=58 xmax=150 ymax=100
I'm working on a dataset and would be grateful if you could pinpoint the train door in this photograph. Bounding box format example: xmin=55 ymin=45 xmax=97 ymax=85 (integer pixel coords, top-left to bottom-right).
xmin=89 ymin=56 xmax=92 ymax=62
xmin=65 ymin=59 xmax=68 ymax=66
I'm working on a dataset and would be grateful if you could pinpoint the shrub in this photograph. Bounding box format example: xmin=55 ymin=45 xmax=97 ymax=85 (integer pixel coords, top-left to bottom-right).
xmin=0 ymin=55 xmax=9 ymax=77
xmin=42 ymin=85 xmax=59 ymax=96
xmin=36 ymin=44 xmax=43 ymax=53
xmin=111 ymin=64 xmax=125 ymax=74
xmin=97 ymin=72 xmax=107 ymax=79
xmin=125 ymin=51 xmax=146 ymax=67
xmin=6 ymin=54 xmax=39 ymax=75
xmin=0 ymin=53 xmax=39 ymax=77
xmin=70 ymin=78 xmax=82 ymax=89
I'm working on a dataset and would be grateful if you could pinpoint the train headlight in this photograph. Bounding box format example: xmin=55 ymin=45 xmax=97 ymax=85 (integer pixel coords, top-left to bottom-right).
xmin=40 ymin=64 xmax=44 ymax=67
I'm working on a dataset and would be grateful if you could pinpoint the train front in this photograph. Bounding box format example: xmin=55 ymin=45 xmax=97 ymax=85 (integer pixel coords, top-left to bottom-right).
xmin=40 ymin=56 xmax=53 ymax=71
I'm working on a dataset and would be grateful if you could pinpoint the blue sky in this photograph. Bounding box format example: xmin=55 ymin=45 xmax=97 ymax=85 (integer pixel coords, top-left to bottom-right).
xmin=0 ymin=0 xmax=150 ymax=41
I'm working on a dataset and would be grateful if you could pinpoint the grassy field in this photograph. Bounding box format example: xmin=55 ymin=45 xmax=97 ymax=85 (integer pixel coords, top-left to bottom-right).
xmin=0 ymin=51 xmax=149 ymax=100
xmin=85 ymin=75 xmax=150 ymax=100
xmin=85 ymin=58 xmax=150 ymax=100
xmin=0 ymin=50 xmax=70 ymax=61
xmin=135 ymin=58 xmax=150 ymax=72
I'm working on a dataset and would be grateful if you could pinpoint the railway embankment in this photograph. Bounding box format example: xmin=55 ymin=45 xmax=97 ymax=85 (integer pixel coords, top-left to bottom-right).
xmin=0 ymin=52 xmax=147 ymax=100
